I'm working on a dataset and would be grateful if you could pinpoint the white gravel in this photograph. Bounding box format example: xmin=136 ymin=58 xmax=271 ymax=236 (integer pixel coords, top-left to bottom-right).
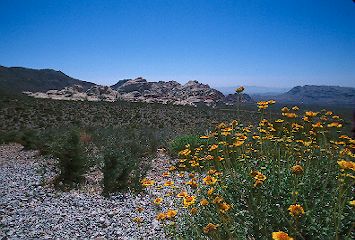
xmin=0 ymin=144 xmax=170 ymax=240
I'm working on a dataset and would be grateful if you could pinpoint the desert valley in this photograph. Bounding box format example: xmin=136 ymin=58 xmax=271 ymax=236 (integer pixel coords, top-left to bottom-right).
xmin=1 ymin=1 xmax=355 ymax=239
xmin=1 ymin=65 xmax=355 ymax=239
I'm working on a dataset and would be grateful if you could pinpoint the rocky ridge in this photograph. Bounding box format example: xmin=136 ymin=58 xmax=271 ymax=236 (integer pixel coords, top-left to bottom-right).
xmin=24 ymin=77 xmax=253 ymax=107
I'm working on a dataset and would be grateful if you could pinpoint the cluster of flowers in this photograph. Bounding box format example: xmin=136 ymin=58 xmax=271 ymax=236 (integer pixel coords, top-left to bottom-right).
xmin=142 ymin=99 xmax=355 ymax=239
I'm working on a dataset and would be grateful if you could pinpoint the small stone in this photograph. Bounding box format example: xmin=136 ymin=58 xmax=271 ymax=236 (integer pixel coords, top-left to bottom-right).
xmin=98 ymin=217 xmax=105 ymax=223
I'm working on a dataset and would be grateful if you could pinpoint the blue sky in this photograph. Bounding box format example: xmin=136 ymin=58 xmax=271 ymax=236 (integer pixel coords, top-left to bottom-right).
xmin=0 ymin=0 xmax=354 ymax=88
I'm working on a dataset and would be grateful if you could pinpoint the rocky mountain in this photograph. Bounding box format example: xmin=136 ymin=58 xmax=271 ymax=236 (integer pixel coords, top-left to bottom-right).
xmin=110 ymin=79 xmax=131 ymax=89
xmin=1 ymin=65 xmax=253 ymax=106
xmin=276 ymin=85 xmax=355 ymax=105
xmin=0 ymin=66 xmax=95 ymax=93
xmin=25 ymin=77 xmax=253 ymax=107
xmin=112 ymin=77 xmax=226 ymax=106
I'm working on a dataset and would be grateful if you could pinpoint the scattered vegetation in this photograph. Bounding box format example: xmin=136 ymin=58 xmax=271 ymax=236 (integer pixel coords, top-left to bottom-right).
xmin=1 ymin=91 xmax=354 ymax=238
xmin=0 ymin=93 xmax=257 ymax=192
xmin=0 ymin=93 xmax=256 ymax=135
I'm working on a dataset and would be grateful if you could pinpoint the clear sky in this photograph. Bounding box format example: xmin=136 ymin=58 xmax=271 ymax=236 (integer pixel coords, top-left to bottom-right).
xmin=0 ymin=0 xmax=354 ymax=88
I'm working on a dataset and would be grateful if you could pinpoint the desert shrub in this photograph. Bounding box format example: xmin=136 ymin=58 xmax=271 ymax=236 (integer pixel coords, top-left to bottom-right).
xmin=145 ymin=103 xmax=355 ymax=240
xmin=0 ymin=131 xmax=19 ymax=144
xmin=94 ymin=127 xmax=158 ymax=195
xmin=17 ymin=129 xmax=41 ymax=150
xmin=35 ymin=128 xmax=62 ymax=155
xmin=0 ymin=129 xmax=42 ymax=150
xmin=102 ymin=147 xmax=140 ymax=195
xmin=50 ymin=128 xmax=88 ymax=189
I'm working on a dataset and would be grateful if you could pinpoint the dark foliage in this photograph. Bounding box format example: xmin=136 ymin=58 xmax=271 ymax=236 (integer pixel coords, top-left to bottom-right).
xmin=50 ymin=129 xmax=87 ymax=189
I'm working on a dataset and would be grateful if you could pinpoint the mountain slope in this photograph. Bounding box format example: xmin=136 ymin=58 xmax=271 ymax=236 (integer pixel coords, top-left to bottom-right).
xmin=110 ymin=79 xmax=131 ymax=89
xmin=276 ymin=85 xmax=355 ymax=105
xmin=0 ymin=66 xmax=95 ymax=93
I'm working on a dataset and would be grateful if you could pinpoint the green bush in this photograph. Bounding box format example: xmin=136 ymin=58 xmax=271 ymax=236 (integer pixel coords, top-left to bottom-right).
xmin=94 ymin=127 xmax=153 ymax=195
xmin=0 ymin=131 xmax=19 ymax=144
xmin=17 ymin=129 xmax=41 ymax=150
xmin=102 ymin=147 xmax=139 ymax=195
xmin=0 ymin=129 xmax=42 ymax=150
xmin=50 ymin=129 xmax=88 ymax=189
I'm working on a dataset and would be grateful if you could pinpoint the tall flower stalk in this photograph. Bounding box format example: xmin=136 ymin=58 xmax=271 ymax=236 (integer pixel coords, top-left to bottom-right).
xmin=235 ymin=86 xmax=244 ymax=121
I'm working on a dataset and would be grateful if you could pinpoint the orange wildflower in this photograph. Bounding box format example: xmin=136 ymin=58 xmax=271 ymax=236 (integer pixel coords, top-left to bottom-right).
xmin=203 ymin=223 xmax=218 ymax=234
xmin=272 ymin=231 xmax=294 ymax=240
xmin=288 ymin=204 xmax=305 ymax=217
xmin=203 ymin=175 xmax=217 ymax=185
xmin=153 ymin=197 xmax=163 ymax=205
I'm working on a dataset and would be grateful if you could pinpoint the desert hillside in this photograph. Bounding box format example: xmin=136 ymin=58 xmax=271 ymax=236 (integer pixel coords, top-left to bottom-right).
xmin=0 ymin=66 xmax=95 ymax=93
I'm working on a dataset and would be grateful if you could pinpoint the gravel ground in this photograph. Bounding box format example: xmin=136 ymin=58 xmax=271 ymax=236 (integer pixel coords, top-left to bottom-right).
xmin=0 ymin=143 xmax=179 ymax=240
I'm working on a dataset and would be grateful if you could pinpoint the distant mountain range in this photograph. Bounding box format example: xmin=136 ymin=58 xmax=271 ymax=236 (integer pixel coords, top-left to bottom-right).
xmin=276 ymin=85 xmax=355 ymax=105
xmin=216 ymin=86 xmax=291 ymax=95
xmin=216 ymin=84 xmax=355 ymax=106
xmin=0 ymin=65 xmax=354 ymax=106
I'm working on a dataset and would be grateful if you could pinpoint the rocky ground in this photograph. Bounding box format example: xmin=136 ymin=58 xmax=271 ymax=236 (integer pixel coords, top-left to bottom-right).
xmin=0 ymin=144 xmax=185 ymax=240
